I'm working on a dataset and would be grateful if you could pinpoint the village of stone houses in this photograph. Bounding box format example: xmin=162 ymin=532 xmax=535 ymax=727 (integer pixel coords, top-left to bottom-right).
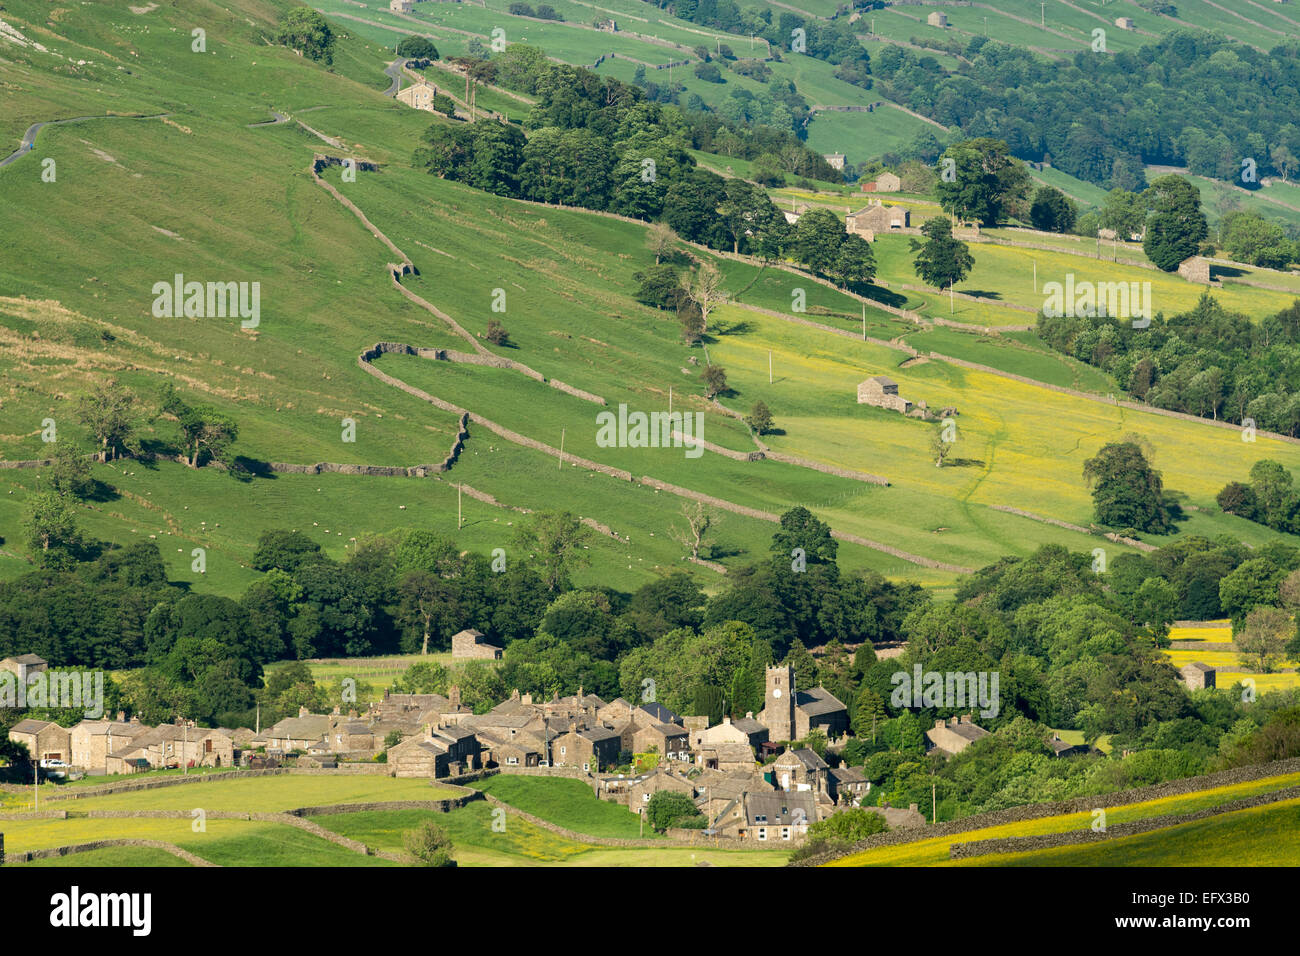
xmin=3 ymin=0 xmax=1300 ymax=872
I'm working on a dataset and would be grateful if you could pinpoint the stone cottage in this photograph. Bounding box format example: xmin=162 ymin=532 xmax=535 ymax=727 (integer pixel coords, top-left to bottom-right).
xmin=925 ymin=714 xmax=991 ymax=757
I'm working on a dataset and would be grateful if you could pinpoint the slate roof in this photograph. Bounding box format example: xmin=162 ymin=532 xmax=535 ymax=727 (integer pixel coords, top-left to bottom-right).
xmin=745 ymin=791 xmax=817 ymax=827
xmin=4 ymin=654 xmax=47 ymax=666
xmin=786 ymin=747 xmax=829 ymax=771
xmin=639 ymin=702 xmax=682 ymax=724
xmin=265 ymin=715 xmax=332 ymax=740
xmin=795 ymin=686 xmax=847 ymax=717
xmin=10 ymin=718 xmax=55 ymax=734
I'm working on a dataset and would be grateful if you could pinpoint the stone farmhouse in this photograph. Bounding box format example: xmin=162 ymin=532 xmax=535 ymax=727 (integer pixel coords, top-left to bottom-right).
xmin=771 ymin=746 xmax=828 ymax=795
xmin=846 ymin=200 xmax=910 ymax=240
xmin=70 ymin=717 xmax=150 ymax=772
xmin=8 ymin=718 xmax=70 ymax=764
xmin=452 ymin=628 xmax=504 ymax=660
xmin=396 ymin=79 xmax=439 ymax=111
xmin=105 ymin=724 xmax=235 ymax=774
xmin=551 ymin=722 xmax=622 ymax=771
xmin=0 ymin=653 xmax=47 ymax=683
xmin=1180 ymin=661 xmax=1216 ymax=690
xmin=692 ymin=714 xmax=769 ymax=753
xmin=388 ymin=724 xmax=482 ymax=777
xmin=925 ymin=714 xmax=991 ymax=757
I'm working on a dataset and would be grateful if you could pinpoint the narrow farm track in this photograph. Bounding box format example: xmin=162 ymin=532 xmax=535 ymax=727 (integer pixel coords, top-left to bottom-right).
xmin=0 ymin=113 xmax=169 ymax=169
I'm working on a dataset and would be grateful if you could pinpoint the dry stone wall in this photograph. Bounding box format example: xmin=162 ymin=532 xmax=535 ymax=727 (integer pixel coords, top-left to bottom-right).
xmin=948 ymin=785 xmax=1300 ymax=859
xmin=794 ymin=756 xmax=1300 ymax=866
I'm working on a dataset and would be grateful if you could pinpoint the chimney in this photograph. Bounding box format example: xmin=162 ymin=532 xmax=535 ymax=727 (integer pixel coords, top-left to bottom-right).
xmin=298 ymin=706 xmax=309 ymax=718
xmin=723 ymin=716 xmax=731 ymax=725
xmin=521 ymin=693 xmax=533 ymax=706
xmin=116 ymin=710 xmax=125 ymax=722
xmin=746 ymin=712 xmax=754 ymax=720
xmin=450 ymin=685 xmax=461 ymax=710
xmin=960 ymin=714 xmax=971 ymax=725
xmin=909 ymin=803 xmax=918 ymax=813
xmin=934 ymin=720 xmax=945 ymax=731
xmin=332 ymin=705 xmax=340 ymax=716
xmin=511 ymin=688 xmax=520 ymax=701
xmin=569 ymin=720 xmax=578 ymax=734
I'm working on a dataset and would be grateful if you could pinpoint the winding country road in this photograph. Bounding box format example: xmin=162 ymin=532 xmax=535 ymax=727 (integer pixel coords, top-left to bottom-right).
xmin=0 ymin=113 xmax=167 ymax=169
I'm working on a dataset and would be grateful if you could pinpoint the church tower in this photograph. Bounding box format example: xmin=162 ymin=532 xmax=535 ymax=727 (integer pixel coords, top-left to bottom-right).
xmin=764 ymin=665 xmax=796 ymax=743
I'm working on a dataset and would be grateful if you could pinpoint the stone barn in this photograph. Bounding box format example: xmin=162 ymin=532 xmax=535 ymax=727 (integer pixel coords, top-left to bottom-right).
xmin=7 ymin=719 xmax=71 ymax=764
xmin=846 ymin=200 xmax=909 ymax=239
xmin=1115 ymin=17 xmax=1135 ymax=29
xmin=452 ymin=628 xmax=503 ymax=659
xmin=858 ymin=375 xmax=912 ymax=413
xmin=0 ymin=654 xmax=47 ymax=683
xmin=390 ymin=0 xmax=414 ymax=12
xmin=927 ymin=12 xmax=948 ymax=27
xmin=1180 ymin=662 xmax=1216 ymax=690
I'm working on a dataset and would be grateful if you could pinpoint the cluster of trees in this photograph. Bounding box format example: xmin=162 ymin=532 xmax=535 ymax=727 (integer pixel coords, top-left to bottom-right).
xmin=640 ymin=0 xmax=873 ymax=88
xmin=1039 ymin=294 xmax=1300 ymax=434
xmin=20 ymin=382 xmax=244 ymax=572
xmin=870 ymin=32 xmax=1300 ymax=190
xmin=838 ymin=542 xmax=1300 ymax=819
xmin=458 ymin=44 xmax=838 ymax=182
xmin=1082 ymin=440 xmax=1175 ymax=535
xmin=508 ymin=2 xmax=563 ymax=19
xmin=1218 ymin=460 xmax=1300 ymax=535
xmin=415 ymin=62 xmax=830 ymax=248
xmin=273 ymin=7 xmax=335 ymax=65
xmin=396 ymin=36 xmax=439 ymax=61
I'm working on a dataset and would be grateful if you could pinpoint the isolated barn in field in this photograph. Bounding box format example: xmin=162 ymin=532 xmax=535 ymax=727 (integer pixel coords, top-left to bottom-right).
xmin=927 ymin=12 xmax=948 ymax=27
xmin=862 ymin=171 xmax=901 ymax=193
xmin=1115 ymin=17 xmax=1135 ymax=30
xmin=858 ymin=375 xmax=912 ymax=413
xmin=1180 ymin=662 xmax=1216 ymax=690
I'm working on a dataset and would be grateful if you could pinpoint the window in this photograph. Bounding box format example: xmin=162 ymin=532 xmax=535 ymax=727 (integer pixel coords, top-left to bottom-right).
xmin=782 ymin=828 xmax=791 ymax=840
xmin=758 ymin=828 xmax=767 ymax=840
xmin=755 ymin=814 xmax=767 ymax=824
xmin=560 ymin=746 xmax=566 ymax=755
xmin=507 ymin=757 xmax=518 ymax=765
